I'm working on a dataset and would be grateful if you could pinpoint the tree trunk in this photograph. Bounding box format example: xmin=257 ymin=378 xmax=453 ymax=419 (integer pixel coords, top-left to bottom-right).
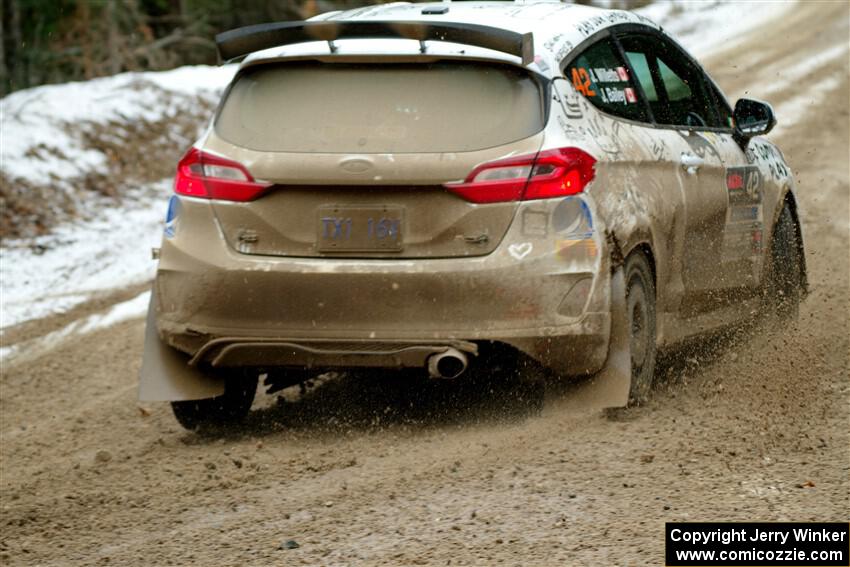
xmin=0 ymin=0 xmax=8 ymax=96
xmin=10 ymin=0 xmax=23 ymax=90
xmin=106 ymin=0 xmax=121 ymax=75
xmin=77 ymin=1 xmax=94 ymax=80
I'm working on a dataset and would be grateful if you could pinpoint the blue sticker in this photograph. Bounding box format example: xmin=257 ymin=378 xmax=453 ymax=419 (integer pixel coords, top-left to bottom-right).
xmin=164 ymin=195 xmax=181 ymax=238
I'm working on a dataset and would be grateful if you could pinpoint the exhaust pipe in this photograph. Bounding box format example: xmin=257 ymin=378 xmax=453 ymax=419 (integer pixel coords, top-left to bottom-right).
xmin=427 ymin=348 xmax=468 ymax=379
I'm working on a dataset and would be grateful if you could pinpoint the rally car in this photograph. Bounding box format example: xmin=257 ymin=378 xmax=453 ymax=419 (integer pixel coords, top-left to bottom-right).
xmin=140 ymin=0 xmax=806 ymax=430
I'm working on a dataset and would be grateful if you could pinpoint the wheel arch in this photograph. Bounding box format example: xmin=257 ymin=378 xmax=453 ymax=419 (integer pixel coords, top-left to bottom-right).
xmin=617 ymin=235 xmax=658 ymax=301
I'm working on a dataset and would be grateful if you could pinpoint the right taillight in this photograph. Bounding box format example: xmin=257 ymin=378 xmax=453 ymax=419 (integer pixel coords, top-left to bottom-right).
xmin=444 ymin=147 xmax=596 ymax=204
xmin=174 ymin=147 xmax=272 ymax=202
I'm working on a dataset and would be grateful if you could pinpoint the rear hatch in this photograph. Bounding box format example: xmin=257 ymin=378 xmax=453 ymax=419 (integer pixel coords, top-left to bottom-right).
xmin=204 ymin=59 xmax=547 ymax=258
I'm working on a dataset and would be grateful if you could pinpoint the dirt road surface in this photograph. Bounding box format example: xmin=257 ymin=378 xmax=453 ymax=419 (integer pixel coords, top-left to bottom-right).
xmin=2 ymin=3 xmax=848 ymax=565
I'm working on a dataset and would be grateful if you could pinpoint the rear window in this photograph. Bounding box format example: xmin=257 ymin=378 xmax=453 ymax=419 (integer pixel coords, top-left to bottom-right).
xmin=215 ymin=61 xmax=546 ymax=154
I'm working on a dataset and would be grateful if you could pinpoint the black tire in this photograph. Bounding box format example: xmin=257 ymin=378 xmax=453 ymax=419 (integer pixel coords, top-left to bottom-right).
xmin=171 ymin=370 xmax=258 ymax=431
xmin=625 ymin=251 xmax=657 ymax=405
xmin=766 ymin=204 xmax=804 ymax=319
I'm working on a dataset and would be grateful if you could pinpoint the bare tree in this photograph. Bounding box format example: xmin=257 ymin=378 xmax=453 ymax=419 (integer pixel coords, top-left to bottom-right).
xmin=0 ymin=0 xmax=7 ymax=96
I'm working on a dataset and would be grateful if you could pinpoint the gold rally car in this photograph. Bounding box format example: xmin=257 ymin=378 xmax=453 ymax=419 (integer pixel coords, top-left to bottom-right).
xmin=140 ymin=1 xmax=807 ymax=430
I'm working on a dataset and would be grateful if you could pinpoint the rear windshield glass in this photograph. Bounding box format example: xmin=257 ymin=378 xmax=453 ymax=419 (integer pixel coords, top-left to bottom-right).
xmin=215 ymin=61 xmax=546 ymax=153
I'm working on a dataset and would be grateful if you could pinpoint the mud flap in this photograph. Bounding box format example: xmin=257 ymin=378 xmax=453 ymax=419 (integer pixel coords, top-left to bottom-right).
xmin=138 ymin=291 xmax=224 ymax=402
xmin=562 ymin=266 xmax=631 ymax=409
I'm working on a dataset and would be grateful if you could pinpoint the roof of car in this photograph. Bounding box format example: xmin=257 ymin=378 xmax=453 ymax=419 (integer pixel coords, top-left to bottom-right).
xmin=241 ymin=1 xmax=660 ymax=74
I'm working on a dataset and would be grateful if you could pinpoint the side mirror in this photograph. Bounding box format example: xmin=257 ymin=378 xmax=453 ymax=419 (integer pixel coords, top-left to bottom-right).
xmin=733 ymin=98 xmax=776 ymax=146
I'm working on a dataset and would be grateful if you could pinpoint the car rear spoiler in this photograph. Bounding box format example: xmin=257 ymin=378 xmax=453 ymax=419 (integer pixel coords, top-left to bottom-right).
xmin=215 ymin=20 xmax=534 ymax=66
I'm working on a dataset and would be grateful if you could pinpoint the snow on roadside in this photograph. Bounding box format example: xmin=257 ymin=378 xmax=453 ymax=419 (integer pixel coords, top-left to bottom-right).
xmin=636 ymin=0 xmax=795 ymax=58
xmin=0 ymin=1 xmax=800 ymax=350
xmin=771 ymin=74 xmax=845 ymax=137
xmin=0 ymin=65 xmax=235 ymax=182
xmin=764 ymin=41 xmax=848 ymax=136
xmin=0 ymin=291 xmax=151 ymax=363
xmin=1 ymin=181 xmax=168 ymax=329
xmin=1 ymin=65 xmax=234 ymax=338
xmin=762 ymin=42 xmax=849 ymax=98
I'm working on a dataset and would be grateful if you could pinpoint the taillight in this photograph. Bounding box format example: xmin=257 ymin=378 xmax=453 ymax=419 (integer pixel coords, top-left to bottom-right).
xmin=444 ymin=147 xmax=596 ymax=204
xmin=174 ymin=147 xmax=272 ymax=202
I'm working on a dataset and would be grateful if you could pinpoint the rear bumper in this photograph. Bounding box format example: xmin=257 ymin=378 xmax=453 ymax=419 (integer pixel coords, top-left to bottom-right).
xmin=155 ymin=196 xmax=612 ymax=374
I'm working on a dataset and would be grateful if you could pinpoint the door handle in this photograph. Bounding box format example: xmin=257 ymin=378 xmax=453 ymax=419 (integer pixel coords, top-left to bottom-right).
xmin=680 ymin=153 xmax=704 ymax=175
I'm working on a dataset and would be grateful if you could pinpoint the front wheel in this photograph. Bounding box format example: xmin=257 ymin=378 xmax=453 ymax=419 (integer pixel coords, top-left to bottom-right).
xmin=765 ymin=204 xmax=804 ymax=319
xmin=171 ymin=370 xmax=258 ymax=431
xmin=625 ymin=251 xmax=657 ymax=405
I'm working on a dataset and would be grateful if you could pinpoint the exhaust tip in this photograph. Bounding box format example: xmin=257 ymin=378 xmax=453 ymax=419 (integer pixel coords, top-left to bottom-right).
xmin=427 ymin=348 xmax=468 ymax=379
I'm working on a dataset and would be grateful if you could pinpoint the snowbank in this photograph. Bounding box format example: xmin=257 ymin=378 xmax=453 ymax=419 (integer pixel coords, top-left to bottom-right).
xmin=1 ymin=66 xmax=233 ymax=336
xmin=0 ymin=65 xmax=235 ymax=182
xmin=1 ymin=181 xmax=168 ymax=328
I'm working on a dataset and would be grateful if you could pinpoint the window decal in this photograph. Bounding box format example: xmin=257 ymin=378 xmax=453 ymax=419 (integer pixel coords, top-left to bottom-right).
xmin=571 ymin=67 xmax=596 ymax=97
xmin=564 ymin=39 xmax=648 ymax=122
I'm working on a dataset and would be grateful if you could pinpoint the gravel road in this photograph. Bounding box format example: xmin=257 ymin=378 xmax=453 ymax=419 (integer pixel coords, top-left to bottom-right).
xmin=1 ymin=3 xmax=848 ymax=565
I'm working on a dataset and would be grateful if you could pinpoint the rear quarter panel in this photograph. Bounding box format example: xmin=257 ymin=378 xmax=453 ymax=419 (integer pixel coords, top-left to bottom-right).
xmin=546 ymin=77 xmax=680 ymax=316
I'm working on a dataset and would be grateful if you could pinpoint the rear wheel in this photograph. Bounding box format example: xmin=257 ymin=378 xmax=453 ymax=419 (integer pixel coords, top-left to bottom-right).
xmin=766 ymin=204 xmax=804 ymax=319
xmin=625 ymin=251 xmax=657 ymax=405
xmin=171 ymin=370 xmax=258 ymax=431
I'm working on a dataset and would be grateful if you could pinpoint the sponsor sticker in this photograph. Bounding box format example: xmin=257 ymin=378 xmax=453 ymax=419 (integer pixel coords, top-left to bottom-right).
xmin=729 ymin=206 xmax=760 ymax=222
xmin=555 ymin=238 xmax=598 ymax=261
xmin=726 ymin=172 xmax=745 ymax=190
xmin=751 ymin=229 xmax=763 ymax=254
xmin=725 ymin=166 xmax=763 ymax=204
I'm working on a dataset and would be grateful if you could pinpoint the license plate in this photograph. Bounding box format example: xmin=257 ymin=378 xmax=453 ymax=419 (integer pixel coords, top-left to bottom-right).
xmin=317 ymin=206 xmax=404 ymax=252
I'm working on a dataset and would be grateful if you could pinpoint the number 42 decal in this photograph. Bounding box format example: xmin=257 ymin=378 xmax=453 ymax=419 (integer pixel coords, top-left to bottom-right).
xmin=571 ymin=67 xmax=596 ymax=97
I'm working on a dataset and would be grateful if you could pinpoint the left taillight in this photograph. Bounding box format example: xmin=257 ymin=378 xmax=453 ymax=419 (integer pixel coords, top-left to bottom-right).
xmin=174 ymin=147 xmax=272 ymax=202
xmin=443 ymin=147 xmax=596 ymax=204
